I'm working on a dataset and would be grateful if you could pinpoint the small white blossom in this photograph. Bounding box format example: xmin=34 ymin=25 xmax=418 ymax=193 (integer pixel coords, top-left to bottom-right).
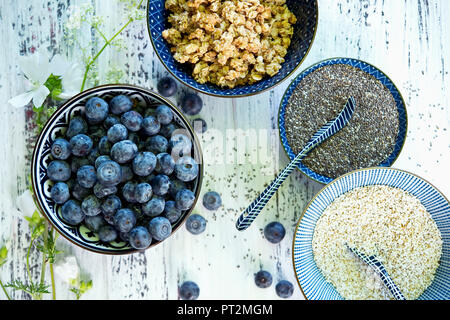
xmin=50 ymin=54 xmax=83 ymax=99
xmin=54 ymin=256 xmax=80 ymax=284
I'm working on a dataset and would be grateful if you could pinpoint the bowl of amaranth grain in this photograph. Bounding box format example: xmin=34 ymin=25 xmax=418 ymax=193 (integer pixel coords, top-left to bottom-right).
xmin=278 ymin=58 xmax=407 ymax=184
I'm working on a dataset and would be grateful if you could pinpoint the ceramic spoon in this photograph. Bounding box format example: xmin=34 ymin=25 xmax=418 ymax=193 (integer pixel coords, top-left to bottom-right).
xmin=235 ymin=97 xmax=356 ymax=231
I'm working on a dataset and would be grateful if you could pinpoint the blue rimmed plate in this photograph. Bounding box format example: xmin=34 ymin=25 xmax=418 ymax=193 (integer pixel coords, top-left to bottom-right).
xmin=279 ymin=58 xmax=408 ymax=184
xmin=147 ymin=0 xmax=318 ymax=97
xmin=293 ymin=167 xmax=450 ymax=300
xmin=31 ymin=84 xmax=203 ymax=255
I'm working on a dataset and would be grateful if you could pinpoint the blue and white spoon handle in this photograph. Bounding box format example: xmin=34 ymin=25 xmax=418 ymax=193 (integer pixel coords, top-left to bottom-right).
xmin=346 ymin=245 xmax=406 ymax=300
xmin=236 ymin=97 xmax=356 ymax=231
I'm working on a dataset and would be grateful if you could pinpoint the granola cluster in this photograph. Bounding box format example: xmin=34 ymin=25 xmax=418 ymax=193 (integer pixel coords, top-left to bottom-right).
xmin=162 ymin=0 xmax=297 ymax=88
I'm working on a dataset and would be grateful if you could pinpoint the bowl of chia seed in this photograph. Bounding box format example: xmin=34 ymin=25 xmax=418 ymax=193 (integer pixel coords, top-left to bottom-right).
xmin=279 ymin=58 xmax=407 ymax=184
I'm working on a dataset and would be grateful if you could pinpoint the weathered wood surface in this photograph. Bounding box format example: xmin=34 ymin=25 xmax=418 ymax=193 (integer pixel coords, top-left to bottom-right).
xmin=0 ymin=0 xmax=448 ymax=300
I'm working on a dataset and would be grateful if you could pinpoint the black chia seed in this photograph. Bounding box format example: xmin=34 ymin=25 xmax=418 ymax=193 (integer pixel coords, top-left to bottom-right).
xmin=284 ymin=64 xmax=399 ymax=179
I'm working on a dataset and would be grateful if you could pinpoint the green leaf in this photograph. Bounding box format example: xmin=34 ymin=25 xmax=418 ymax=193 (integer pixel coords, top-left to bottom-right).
xmin=5 ymin=279 xmax=50 ymax=296
xmin=44 ymin=74 xmax=62 ymax=93
xmin=0 ymin=246 xmax=7 ymax=260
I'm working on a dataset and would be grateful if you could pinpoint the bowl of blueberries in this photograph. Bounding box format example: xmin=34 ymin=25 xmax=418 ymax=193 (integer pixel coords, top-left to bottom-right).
xmin=31 ymin=84 xmax=203 ymax=254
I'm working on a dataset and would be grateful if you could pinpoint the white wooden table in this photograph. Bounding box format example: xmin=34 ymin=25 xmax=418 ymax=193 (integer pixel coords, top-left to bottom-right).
xmin=0 ymin=0 xmax=449 ymax=300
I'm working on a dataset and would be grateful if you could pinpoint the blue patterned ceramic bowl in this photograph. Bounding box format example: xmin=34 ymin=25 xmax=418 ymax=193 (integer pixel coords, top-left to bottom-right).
xmin=279 ymin=58 xmax=408 ymax=184
xmin=147 ymin=0 xmax=318 ymax=97
xmin=293 ymin=167 xmax=450 ymax=300
xmin=31 ymin=84 xmax=203 ymax=255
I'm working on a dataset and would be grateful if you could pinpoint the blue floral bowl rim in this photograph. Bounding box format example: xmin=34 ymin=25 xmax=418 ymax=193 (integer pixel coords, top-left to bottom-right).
xmin=291 ymin=167 xmax=450 ymax=300
xmin=278 ymin=57 xmax=409 ymax=185
xmin=146 ymin=0 xmax=319 ymax=98
xmin=30 ymin=83 xmax=204 ymax=255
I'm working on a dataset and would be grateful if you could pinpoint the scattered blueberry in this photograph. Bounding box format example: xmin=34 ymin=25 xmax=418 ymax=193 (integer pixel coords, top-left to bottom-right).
xmin=181 ymin=93 xmax=203 ymax=116
xmin=134 ymin=183 xmax=153 ymax=204
xmin=128 ymin=226 xmax=152 ymax=250
xmin=77 ymin=165 xmax=97 ymax=188
xmin=192 ymin=118 xmax=207 ymax=134
xmin=155 ymin=153 xmax=175 ymax=175
xmin=179 ymin=281 xmax=200 ymax=300
xmin=121 ymin=110 xmax=143 ymax=132
xmin=69 ymin=134 xmax=93 ymax=157
xmin=142 ymin=197 xmax=165 ymax=217
xmin=255 ymin=270 xmax=273 ymax=289
xmin=84 ymin=215 xmax=105 ymax=232
xmin=275 ymin=280 xmax=294 ymax=299
xmin=110 ymin=95 xmax=133 ymax=115
xmin=110 ymin=140 xmax=138 ymax=164
xmin=157 ymin=77 xmax=178 ymax=97
xmin=96 ymin=160 xmax=122 ymax=186
xmin=175 ymin=189 xmax=195 ymax=210
xmin=163 ymin=200 xmax=182 ymax=223
xmin=85 ymin=97 xmax=109 ymax=124
xmin=132 ymin=152 xmax=157 ymax=176
xmin=185 ymin=214 xmax=206 ymax=235
xmin=148 ymin=216 xmax=172 ymax=241
xmin=146 ymin=135 xmax=168 ymax=154
xmin=263 ymin=222 xmax=286 ymax=244
xmin=107 ymin=124 xmax=128 ymax=143
xmin=202 ymin=191 xmax=221 ymax=211
xmin=151 ymin=175 xmax=171 ymax=196
xmin=141 ymin=116 xmax=161 ymax=136
xmin=51 ymin=139 xmax=71 ymax=160
xmin=175 ymin=156 xmax=199 ymax=182
xmin=81 ymin=195 xmax=102 ymax=216
xmin=61 ymin=200 xmax=85 ymax=225
xmin=101 ymin=195 xmax=122 ymax=216
xmin=47 ymin=160 xmax=71 ymax=182
xmin=66 ymin=116 xmax=88 ymax=139
xmin=169 ymin=133 xmax=192 ymax=158
xmin=98 ymin=225 xmax=118 ymax=243
xmin=50 ymin=182 xmax=70 ymax=204
xmin=114 ymin=208 xmax=137 ymax=233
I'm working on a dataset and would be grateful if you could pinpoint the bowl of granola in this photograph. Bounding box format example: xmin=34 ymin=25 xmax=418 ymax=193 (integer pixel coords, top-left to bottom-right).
xmin=147 ymin=0 xmax=318 ymax=97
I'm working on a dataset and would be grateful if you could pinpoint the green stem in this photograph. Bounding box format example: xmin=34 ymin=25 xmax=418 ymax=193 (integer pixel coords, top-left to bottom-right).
xmin=50 ymin=262 xmax=55 ymax=300
xmin=0 ymin=279 xmax=11 ymax=300
xmin=38 ymin=222 xmax=49 ymax=300
xmin=26 ymin=237 xmax=38 ymax=300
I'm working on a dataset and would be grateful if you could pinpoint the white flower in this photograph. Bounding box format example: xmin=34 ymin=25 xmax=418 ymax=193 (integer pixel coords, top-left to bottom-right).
xmin=54 ymin=256 xmax=80 ymax=284
xmin=16 ymin=190 xmax=37 ymax=219
xmin=8 ymin=50 xmax=52 ymax=108
xmin=50 ymin=54 xmax=83 ymax=99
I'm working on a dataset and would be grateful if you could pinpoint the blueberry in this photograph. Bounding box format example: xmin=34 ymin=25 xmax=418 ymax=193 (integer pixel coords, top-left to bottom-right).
xmin=50 ymin=182 xmax=70 ymax=204
xmin=84 ymin=215 xmax=105 ymax=232
xmin=93 ymin=183 xmax=117 ymax=199
xmin=163 ymin=200 xmax=182 ymax=223
xmin=169 ymin=134 xmax=192 ymax=158
xmin=101 ymin=195 xmax=122 ymax=216
xmin=106 ymin=124 xmax=127 ymax=144
xmin=181 ymin=93 xmax=203 ymax=116
xmin=134 ymin=183 xmax=153 ymax=204
xmin=155 ymin=105 xmax=174 ymax=124
xmin=114 ymin=208 xmax=137 ymax=233
xmin=150 ymin=175 xmax=171 ymax=196
xmin=61 ymin=200 xmax=85 ymax=225
xmin=110 ymin=95 xmax=133 ymax=115
xmin=51 ymin=138 xmax=71 ymax=160
xmin=169 ymin=179 xmax=187 ymax=198
xmin=71 ymin=157 xmax=91 ymax=173
xmin=122 ymin=182 xmax=137 ymax=203
xmin=72 ymin=182 xmax=90 ymax=201
xmin=142 ymin=197 xmax=165 ymax=217
xmin=121 ymin=110 xmax=143 ymax=132
xmin=141 ymin=116 xmax=161 ymax=136
xmin=87 ymin=147 xmax=100 ymax=164
xmin=77 ymin=165 xmax=97 ymax=188
xmin=98 ymin=225 xmax=118 ymax=243
xmin=157 ymin=77 xmax=178 ymax=97
xmin=185 ymin=214 xmax=206 ymax=235
xmin=128 ymin=226 xmax=152 ymax=250
xmin=98 ymin=136 xmax=112 ymax=155
xmin=155 ymin=153 xmax=175 ymax=176
xmin=97 ymin=160 xmax=122 ymax=187
xmin=110 ymin=140 xmax=138 ymax=164
xmin=175 ymin=189 xmax=196 ymax=210
xmin=179 ymin=281 xmax=200 ymax=300
xmin=103 ymin=114 xmax=121 ymax=129
xmin=85 ymin=97 xmax=109 ymax=124
xmin=66 ymin=116 xmax=88 ymax=139
xmin=47 ymin=160 xmax=71 ymax=182
xmin=120 ymin=165 xmax=134 ymax=183
xmin=202 ymin=191 xmax=222 ymax=211
xmin=120 ymin=231 xmax=130 ymax=242
xmin=275 ymin=280 xmax=294 ymax=299
xmin=174 ymin=156 xmax=199 ymax=182
xmin=81 ymin=195 xmax=102 ymax=217
xmin=192 ymin=118 xmax=207 ymax=134
xmin=69 ymin=134 xmax=93 ymax=157
xmin=103 ymin=213 xmax=115 ymax=226
xmin=146 ymin=135 xmax=168 ymax=154
xmin=160 ymin=123 xmax=179 ymax=138
xmin=148 ymin=216 xmax=172 ymax=241
xmin=95 ymin=155 xmax=111 ymax=169
xmin=255 ymin=270 xmax=273 ymax=288
xmin=132 ymin=152 xmax=157 ymax=176
xmin=263 ymin=222 xmax=286 ymax=244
